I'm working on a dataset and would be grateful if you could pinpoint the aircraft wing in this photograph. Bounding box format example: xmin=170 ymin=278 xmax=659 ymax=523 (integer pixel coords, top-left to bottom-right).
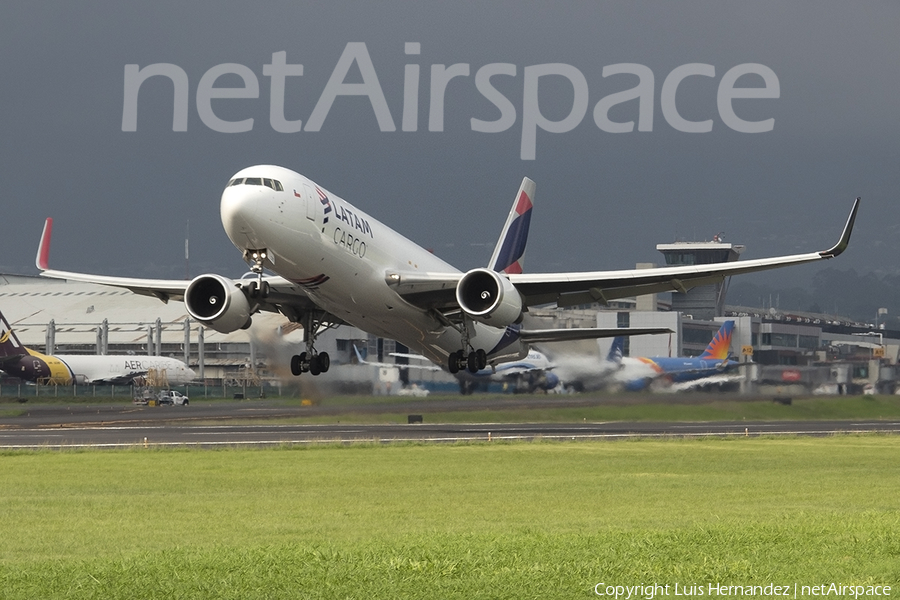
xmin=37 ymin=268 xmax=193 ymax=303
xmin=666 ymin=373 xmax=744 ymax=392
xmin=36 ymin=219 xmax=324 ymax=319
xmin=519 ymin=327 xmax=671 ymax=343
xmin=38 ymin=266 xmax=324 ymax=318
xmin=389 ymin=198 xmax=859 ymax=311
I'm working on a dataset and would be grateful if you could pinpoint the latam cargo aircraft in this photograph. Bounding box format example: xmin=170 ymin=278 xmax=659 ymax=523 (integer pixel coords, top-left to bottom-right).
xmin=35 ymin=165 xmax=858 ymax=377
xmin=0 ymin=310 xmax=195 ymax=385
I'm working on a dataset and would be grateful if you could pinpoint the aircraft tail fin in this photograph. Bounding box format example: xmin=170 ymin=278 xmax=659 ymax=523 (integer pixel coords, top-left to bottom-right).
xmin=352 ymin=344 xmax=368 ymax=364
xmin=488 ymin=177 xmax=535 ymax=274
xmin=606 ymin=337 xmax=625 ymax=363
xmin=0 ymin=310 xmax=27 ymax=359
xmin=699 ymin=320 xmax=735 ymax=360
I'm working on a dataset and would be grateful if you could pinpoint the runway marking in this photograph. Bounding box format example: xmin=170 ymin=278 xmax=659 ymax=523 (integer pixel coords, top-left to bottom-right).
xmin=1 ymin=426 xmax=898 ymax=449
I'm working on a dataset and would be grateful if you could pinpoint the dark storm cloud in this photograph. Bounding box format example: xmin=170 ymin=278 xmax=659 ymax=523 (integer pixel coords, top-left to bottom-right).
xmin=0 ymin=1 xmax=897 ymax=289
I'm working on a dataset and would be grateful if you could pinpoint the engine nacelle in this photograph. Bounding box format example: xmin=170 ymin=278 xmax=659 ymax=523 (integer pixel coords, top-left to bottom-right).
xmin=185 ymin=274 xmax=252 ymax=333
xmin=539 ymin=372 xmax=561 ymax=391
xmin=455 ymin=268 xmax=523 ymax=326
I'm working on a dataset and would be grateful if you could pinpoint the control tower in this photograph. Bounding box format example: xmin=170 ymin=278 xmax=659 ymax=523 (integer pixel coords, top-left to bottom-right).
xmin=656 ymin=235 xmax=744 ymax=320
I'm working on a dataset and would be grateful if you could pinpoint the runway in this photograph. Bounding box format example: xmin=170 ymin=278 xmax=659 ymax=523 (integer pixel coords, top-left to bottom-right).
xmin=1 ymin=397 xmax=899 ymax=448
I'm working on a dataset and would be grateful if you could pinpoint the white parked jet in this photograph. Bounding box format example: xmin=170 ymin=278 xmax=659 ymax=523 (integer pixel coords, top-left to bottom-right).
xmin=353 ymin=344 xmax=560 ymax=394
xmin=35 ymin=165 xmax=858 ymax=378
xmin=0 ymin=309 xmax=195 ymax=385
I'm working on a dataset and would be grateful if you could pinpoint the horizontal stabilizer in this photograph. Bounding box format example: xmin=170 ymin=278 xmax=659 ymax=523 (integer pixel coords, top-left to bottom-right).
xmin=353 ymin=345 xmax=442 ymax=371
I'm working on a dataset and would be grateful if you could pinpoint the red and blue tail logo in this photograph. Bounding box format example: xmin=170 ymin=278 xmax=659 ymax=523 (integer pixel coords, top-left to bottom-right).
xmin=699 ymin=320 xmax=734 ymax=360
xmin=489 ymin=178 xmax=535 ymax=274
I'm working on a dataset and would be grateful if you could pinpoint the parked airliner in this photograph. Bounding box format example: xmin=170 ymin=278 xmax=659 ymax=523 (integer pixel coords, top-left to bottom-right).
xmin=354 ymin=344 xmax=559 ymax=394
xmin=35 ymin=165 xmax=858 ymax=377
xmin=0 ymin=310 xmax=195 ymax=385
xmin=608 ymin=320 xmax=740 ymax=391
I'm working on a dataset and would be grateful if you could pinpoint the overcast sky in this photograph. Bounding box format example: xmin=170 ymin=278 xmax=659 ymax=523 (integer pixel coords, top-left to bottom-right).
xmin=1 ymin=1 xmax=897 ymax=290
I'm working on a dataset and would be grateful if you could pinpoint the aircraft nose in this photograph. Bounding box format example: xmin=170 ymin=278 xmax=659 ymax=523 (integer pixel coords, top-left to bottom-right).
xmin=220 ymin=185 xmax=262 ymax=243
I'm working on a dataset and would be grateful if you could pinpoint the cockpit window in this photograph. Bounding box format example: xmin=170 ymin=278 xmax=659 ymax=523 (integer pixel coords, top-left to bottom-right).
xmin=226 ymin=177 xmax=283 ymax=190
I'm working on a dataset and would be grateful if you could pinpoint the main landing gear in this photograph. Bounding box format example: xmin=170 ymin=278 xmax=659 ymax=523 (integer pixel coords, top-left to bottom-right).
xmin=290 ymin=351 xmax=330 ymax=376
xmin=446 ymin=315 xmax=488 ymax=374
xmin=289 ymin=312 xmax=330 ymax=377
xmin=448 ymin=348 xmax=487 ymax=374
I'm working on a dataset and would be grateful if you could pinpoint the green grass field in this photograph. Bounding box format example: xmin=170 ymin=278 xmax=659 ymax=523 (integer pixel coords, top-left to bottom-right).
xmin=296 ymin=393 xmax=900 ymax=425
xmin=1 ymin=436 xmax=898 ymax=598
xmin=8 ymin=392 xmax=900 ymax=425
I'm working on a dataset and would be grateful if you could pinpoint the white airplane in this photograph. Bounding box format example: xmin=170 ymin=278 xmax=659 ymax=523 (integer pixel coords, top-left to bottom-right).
xmin=453 ymin=348 xmax=561 ymax=394
xmin=353 ymin=345 xmax=560 ymax=394
xmin=35 ymin=165 xmax=859 ymax=379
xmin=0 ymin=309 xmax=195 ymax=385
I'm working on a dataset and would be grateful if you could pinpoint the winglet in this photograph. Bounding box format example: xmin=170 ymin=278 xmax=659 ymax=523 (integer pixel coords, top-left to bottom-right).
xmin=36 ymin=218 xmax=53 ymax=270
xmin=488 ymin=177 xmax=535 ymax=274
xmin=819 ymin=197 xmax=859 ymax=259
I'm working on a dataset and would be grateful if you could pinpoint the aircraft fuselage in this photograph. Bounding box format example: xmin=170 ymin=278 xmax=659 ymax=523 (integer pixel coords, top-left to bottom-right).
xmin=3 ymin=350 xmax=194 ymax=385
xmin=220 ymin=165 xmax=525 ymax=367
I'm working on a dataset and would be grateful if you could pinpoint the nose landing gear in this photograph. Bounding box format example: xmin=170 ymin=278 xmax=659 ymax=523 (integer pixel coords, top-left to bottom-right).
xmin=244 ymin=249 xmax=270 ymax=298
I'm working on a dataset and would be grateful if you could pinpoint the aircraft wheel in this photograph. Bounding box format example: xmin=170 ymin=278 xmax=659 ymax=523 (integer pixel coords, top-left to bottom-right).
xmin=309 ymin=354 xmax=322 ymax=376
xmin=290 ymin=354 xmax=303 ymax=376
xmin=467 ymin=352 xmax=480 ymax=373
xmin=318 ymin=352 xmax=330 ymax=373
xmin=247 ymin=281 xmax=259 ymax=298
xmin=448 ymin=351 xmax=461 ymax=374
xmin=260 ymin=281 xmax=270 ymax=298
xmin=475 ymin=349 xmax=487 ymax=370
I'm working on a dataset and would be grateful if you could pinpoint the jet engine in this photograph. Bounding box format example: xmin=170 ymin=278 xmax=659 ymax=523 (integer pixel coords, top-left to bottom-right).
xmin=539 ymin=372 xmax=561 ymax=391
xmin=455 ymin=268 xmax=523 ymax=326
xmin=185 ymin=274 xmax=252 ymax=333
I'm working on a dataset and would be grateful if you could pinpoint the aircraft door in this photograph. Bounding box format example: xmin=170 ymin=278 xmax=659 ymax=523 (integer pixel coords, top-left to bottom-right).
xmin=30 ymin=358 xmax=46 ymax=380
xmin=303 ymin=184 xmax=326 ymax=231
xmin=304 ymin=184 xmax=316 ymax=221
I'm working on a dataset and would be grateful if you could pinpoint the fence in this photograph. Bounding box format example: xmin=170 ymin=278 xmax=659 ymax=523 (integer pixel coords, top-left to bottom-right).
xmin=0 ymin=382 xmax=272 ymax=401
